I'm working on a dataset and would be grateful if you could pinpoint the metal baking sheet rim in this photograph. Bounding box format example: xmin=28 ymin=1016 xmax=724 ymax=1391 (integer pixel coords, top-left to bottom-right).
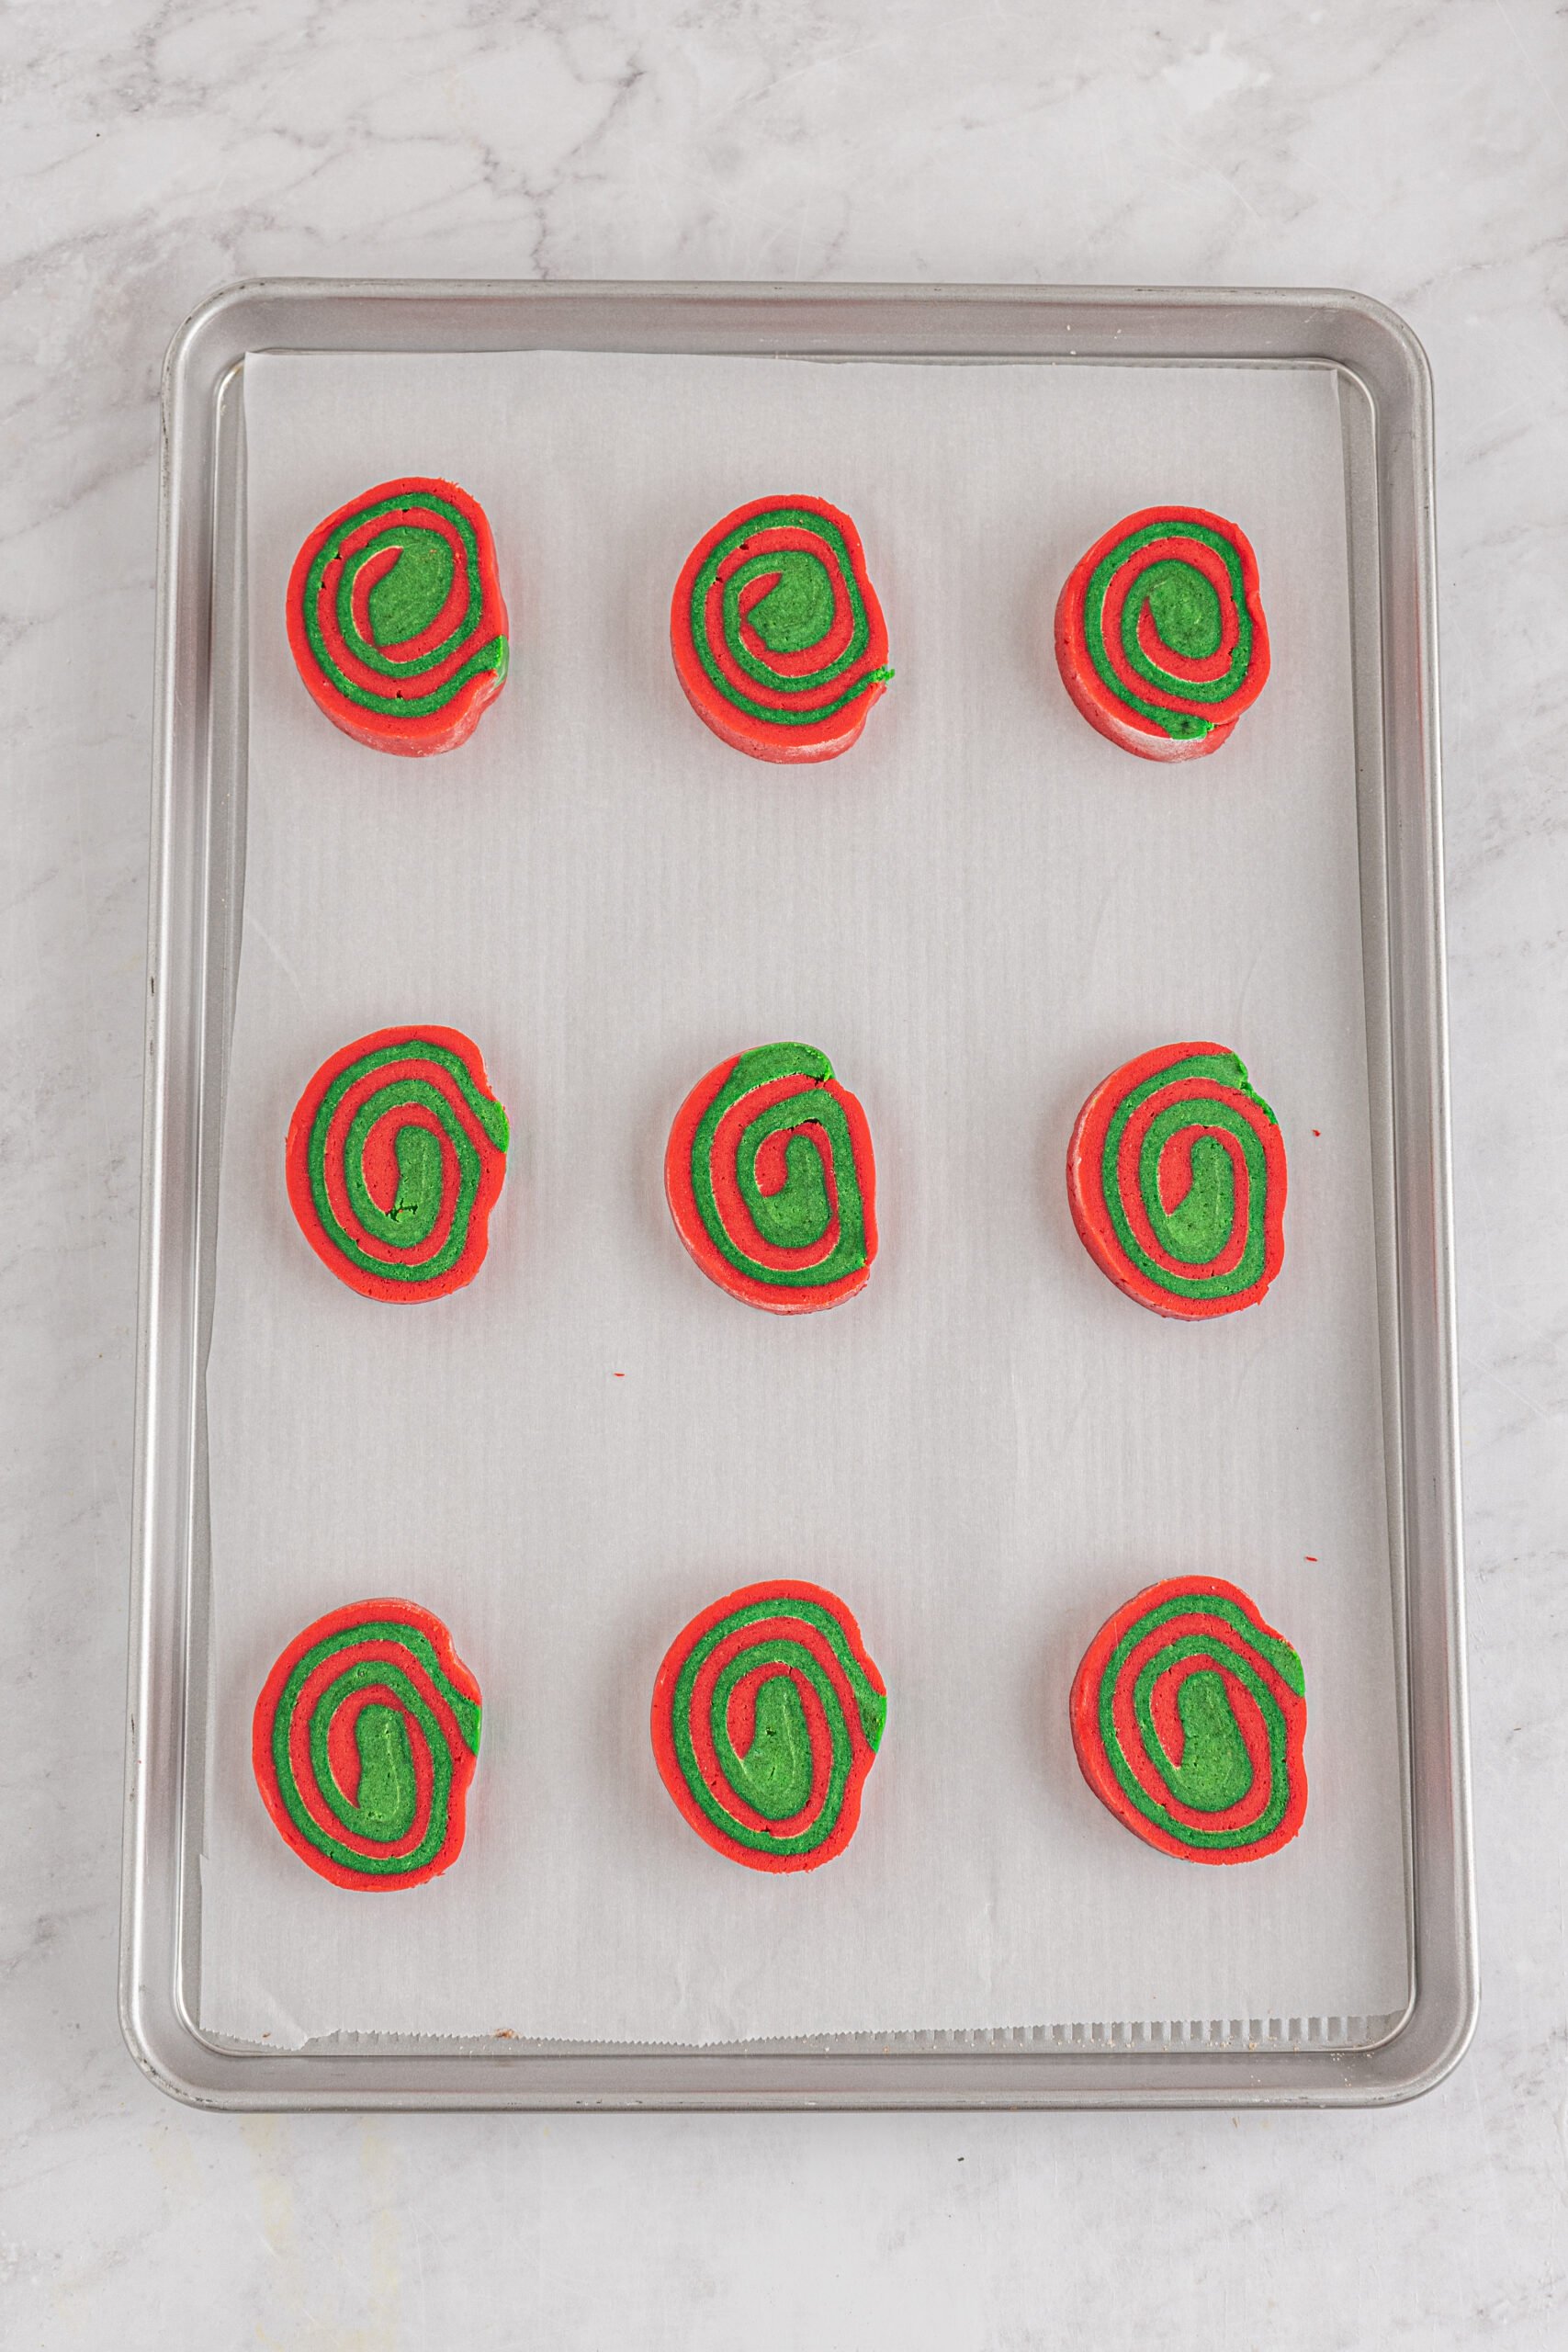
xmin=122 ymin=277 xmax=1475 ymax=2110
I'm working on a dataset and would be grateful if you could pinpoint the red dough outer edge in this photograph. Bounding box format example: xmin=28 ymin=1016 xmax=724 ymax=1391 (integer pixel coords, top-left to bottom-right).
xmin=1053 ymin=505 xmax=1269 ymax=764
xmin=649 ymin=1577 xmax=886 ymax=1874
xmin=1065 ymin=1040 xmax=1287 ymax=1322
xmin=662 ymin=1053 xmax=879 ymax=1315
xmin=284 ymin=1023 xmax=507 ymax=1305
xmin=251 ymin=1597 xmax=483 ymax=1893
xmin=1068 ymin=1575 xmax=1308 ymax=1867
xmin=670 ymin=494 xmax=889 ymax=764
xmin=286 ymin=476 xmax=509 ymax=757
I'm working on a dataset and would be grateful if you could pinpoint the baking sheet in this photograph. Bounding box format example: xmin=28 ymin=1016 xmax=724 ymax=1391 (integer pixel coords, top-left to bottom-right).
xmin=199 ymin=348 xmax=1409 ymax=2048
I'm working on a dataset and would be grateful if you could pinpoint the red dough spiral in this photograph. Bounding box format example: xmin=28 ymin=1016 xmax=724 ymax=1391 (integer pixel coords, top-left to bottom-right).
xmin=664 ymin=1041 xmax=877 ymax=1314
xmin=285 ymin=1025 xmax=510 ymax=1304
xmin=287 ymin=477 xmax=510 ymax=756
xmin=1069 ymin=1577 xmax=1307 ymax=1864
xmin=1055 ymin=506 xmax=1269 ymax=762
xmin=252 ymin=1599 xmax=483 ymax=1891
xmin=650 ymin=1580 xmax=887 ymax=1872
xmin=671 ymin=495 xmax=892 ymax=763
xmin=1066 ymin=1042 xmax=1286 ymax=1320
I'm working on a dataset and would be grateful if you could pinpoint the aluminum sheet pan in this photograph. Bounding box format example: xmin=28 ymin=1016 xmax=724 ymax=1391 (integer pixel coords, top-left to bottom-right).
xmin=122 ymin=279 xmax=1474 ymax=2109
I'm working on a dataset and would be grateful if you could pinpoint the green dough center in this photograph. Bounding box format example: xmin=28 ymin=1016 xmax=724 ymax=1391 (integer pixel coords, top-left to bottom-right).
xmin=747 ymin=1130 xmax=833 ymax=1251
xmin=367 ymin=528 xmax=456 ymax=648
xmin=728 ymin=1674 xmax=815 ymax=1821
xmin=1143 ymin=560 xmax=1222 ymax=660
xmin=389 ymin=1123 xmax=445 ymax=1246
xmin=346 ymin=1702 xmax=419 ymax=1840
xmin=1161 ymin=1133 xmax=1236 ymax=1264
xmin=745 ymin=549 xmax=836 ymax=654
xmin=1160 ymin=1670 xmax=1255 ymax=1814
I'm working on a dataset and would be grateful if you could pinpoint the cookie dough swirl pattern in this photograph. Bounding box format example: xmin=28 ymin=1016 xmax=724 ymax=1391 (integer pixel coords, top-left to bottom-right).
xmin=1069 ymin=1577 xmax=1307 ymax=1863
xmin=286 ymin=1026 xmax=510 ymax=1303
xmin=287 ymin=477 xmax=509 ymax=754
xmin=664 ymin=1041 xmax=878 ymax=1313
xmin=1055 ymin=505 xmax=1269 ymax=760
xmin=651 ymin=1581 xmax=887 ymax=1872
xmin=671 ymin=495 xmax=892 ymax=761
xmin=252 ymin=1600 xmax=483 ymax=1889
xmin=1066 ymin=1042 xmax=1286 ymax=1319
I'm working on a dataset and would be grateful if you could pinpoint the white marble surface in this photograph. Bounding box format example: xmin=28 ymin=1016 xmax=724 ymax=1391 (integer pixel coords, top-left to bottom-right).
xmin=2 ymin=0 xmax=1564 ymax=2342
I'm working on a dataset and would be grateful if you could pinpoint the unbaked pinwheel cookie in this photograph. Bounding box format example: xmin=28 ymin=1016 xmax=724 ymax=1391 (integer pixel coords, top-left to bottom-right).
xmin=1070 ymin=1577 xmax=1306 ymax=1864
xmin=664 ymin=1041 xmax=877 ymax=1313
xmin=671 ymin=495 xmax=891 ymax=761
xmin=285 ymin=1026 xmax=509 ymax=1303
xmin=1066 ymin=1042 xmax=1285 ymax=1319
xmin=253 ymin=1600 xmax=483 ymax=1890
xmin=287 ymin=477 xmax=509 ymax=754
xmin=650 ymin=1580 xmax=887 ymax=1873
xmin=1055 ymin=506 xmax=1269 ymax=761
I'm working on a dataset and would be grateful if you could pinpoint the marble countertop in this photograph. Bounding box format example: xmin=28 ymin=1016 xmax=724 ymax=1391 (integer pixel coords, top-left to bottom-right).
xmin=4 ymin=1 xmax=1565 ymax=2343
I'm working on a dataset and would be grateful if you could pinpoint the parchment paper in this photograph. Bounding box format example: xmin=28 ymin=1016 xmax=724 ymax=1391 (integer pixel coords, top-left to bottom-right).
xmin=199 ymin=349 xmax=1410 ymax=2046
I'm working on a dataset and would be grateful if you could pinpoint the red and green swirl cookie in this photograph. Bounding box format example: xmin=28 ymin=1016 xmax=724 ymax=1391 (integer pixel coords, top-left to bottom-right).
xmin=252 ymin=1599 xmax=482 ymax=1889
xmin=1055 ymin=506 xmax=1269 ymax=761
xmin=651 ymin=1580 xmax=886 ymax=1872
xmin=1066 ymin=1042 xmax=1285 ymax=1319
xmin=1070 ymin=1576 xmax=1306 ymax=1864
xmin=664 ymin=1041 xmax=877 ymax=1314
xmin=286 ymin=478 xmax=509 ymax=755
xmin=671 ymin=495 xmax=892 ymax=762
xmin=286 ymin=1025 xmax=509 ymax=1303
